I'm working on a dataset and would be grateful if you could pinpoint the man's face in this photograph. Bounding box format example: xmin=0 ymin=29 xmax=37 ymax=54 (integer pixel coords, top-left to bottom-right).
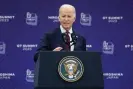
xmin=59 ymin=8 xmax=75 ymax=30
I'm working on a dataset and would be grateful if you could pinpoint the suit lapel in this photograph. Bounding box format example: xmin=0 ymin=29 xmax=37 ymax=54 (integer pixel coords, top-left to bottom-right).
xmin=72 ymin=30 xmax=80 ymax=51
xmin=74 ymin=37 xmax=80 ymax=51
xmin=52 ymin=28 xmax=65 ymax=48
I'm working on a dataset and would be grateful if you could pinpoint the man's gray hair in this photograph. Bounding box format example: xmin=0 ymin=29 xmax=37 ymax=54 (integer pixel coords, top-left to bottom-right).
xmin=59 ymin=4 xmax=76 ymax=17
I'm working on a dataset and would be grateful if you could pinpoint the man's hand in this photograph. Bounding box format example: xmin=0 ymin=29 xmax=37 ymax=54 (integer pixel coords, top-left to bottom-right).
xmin=53 ymin=47 xmax=63 ymax=51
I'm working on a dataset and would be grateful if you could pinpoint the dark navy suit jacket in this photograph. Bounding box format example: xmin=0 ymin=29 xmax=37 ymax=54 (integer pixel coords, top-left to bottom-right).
xmin=34 ymin=28 xmax=86 ymax=62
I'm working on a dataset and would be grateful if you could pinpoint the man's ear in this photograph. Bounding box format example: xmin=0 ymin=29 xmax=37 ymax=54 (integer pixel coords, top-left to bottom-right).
xmin=73 ymin=16 xmax=76 ymax=22
xmin=58 ymin=16 xmax=60 ymax=21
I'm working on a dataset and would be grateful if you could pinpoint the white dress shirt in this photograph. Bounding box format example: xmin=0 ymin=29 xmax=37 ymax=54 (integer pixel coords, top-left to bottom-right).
xmin=60 ymin=25 xmax=74 ymax=51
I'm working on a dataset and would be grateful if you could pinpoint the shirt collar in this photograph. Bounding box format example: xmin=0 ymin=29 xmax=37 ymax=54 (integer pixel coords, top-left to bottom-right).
xmin=60 ymin=25 xmax=73 ymax=34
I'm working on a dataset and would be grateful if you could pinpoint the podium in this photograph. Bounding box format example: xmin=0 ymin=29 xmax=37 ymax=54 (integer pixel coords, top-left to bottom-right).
xmin=34 ymin=51 xmax=104 ymax=89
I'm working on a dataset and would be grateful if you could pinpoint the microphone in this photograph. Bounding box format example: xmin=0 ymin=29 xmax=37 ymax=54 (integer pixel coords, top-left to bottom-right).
xmin=71 ymin=33 xmax=78 ymax=45
xmin=62 ymin=33 xmax=67 ymax=44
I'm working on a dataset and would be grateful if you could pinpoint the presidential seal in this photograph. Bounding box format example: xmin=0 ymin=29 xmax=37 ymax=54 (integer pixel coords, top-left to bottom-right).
xmin=58 ymin=56 xmax=84 ymax=82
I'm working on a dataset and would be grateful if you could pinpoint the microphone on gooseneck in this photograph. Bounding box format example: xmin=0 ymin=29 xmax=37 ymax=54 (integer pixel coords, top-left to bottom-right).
xmin=62 ymin=33 xmax=67 ymax=43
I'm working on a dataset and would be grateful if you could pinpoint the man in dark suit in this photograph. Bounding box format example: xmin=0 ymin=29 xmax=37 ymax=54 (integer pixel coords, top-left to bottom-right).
xmin=34 ymin=4 xmax=86 ymax=62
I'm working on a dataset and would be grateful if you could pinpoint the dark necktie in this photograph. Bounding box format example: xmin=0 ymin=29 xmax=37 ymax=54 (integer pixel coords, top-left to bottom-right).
xmin=65 ymin=31 xmax=70 ymax=51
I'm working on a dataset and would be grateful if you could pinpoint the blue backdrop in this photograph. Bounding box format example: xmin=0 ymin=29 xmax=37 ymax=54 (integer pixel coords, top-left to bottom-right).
xmin=0 ymin=0 xmax=133 ymax=89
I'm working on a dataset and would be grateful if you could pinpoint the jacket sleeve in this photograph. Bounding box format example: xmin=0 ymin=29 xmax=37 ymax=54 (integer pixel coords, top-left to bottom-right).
xmin=82 ymin=37 xmax=86 ymax=51
xmin=34 ymin=33 xmax=50 ymax=62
